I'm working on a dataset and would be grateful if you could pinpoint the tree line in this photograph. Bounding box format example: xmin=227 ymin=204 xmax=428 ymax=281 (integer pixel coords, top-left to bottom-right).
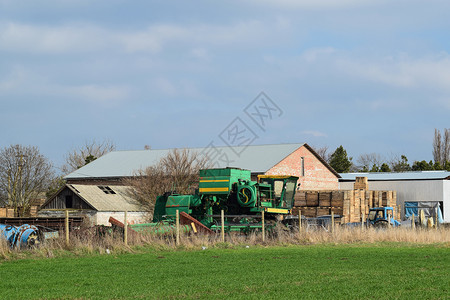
xmin=320 ymin=128 xmax=450 ymax=173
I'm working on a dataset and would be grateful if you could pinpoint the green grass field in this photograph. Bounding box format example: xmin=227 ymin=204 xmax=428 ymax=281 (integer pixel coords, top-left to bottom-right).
xmin=0 ymin=244 xmax=448 ymax=299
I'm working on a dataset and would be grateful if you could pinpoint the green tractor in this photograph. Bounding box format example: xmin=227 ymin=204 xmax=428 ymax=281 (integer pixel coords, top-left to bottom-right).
xmin=150 ymin=168 xmax=299 ymax=233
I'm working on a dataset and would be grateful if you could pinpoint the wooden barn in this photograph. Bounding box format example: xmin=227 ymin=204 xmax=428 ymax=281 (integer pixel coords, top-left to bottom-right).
xmin=40 ymin=184 xmax=146 ymax=226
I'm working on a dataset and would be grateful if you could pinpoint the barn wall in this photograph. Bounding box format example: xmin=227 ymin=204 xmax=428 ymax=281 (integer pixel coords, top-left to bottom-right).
xmin=340 ymin=180 xmax=448 ymax=222
xmin=43 ymin=188 xmax=91 ymax=210
xmin=265 ymin=146 xmax=339 ymax=190
xmin=96 ymin=211 xmax=147 ymax=226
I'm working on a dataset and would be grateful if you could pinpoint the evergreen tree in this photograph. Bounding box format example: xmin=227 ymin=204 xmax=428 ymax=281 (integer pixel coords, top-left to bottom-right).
xmin=380 ymin=163 xmax=391 ymax=172
xmin=370 ymin=164 xmax=379 ymax=172
xmin=411 ymin=160 xmax=434 ymax=171
xmin=391 ymin=155 xmax=411 ymax=172
xmin=329 ymin=145 xmax=352 ymax=173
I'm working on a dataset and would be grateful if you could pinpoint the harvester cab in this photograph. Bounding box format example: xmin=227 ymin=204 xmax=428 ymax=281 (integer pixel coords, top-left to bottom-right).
xmin=367 ymin=207 xmax=401 ymax=227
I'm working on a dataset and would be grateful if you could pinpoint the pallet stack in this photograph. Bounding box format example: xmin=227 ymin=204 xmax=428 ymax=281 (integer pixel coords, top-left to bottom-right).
xmin=292 ymin=177 xmax=400 ymax=223
xmin=0 ymin=208 xmax=15 ymax=218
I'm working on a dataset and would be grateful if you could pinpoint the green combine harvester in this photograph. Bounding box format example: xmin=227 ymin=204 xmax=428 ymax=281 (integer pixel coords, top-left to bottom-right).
xmin=132 ymin=168 xmax=299 ymax=234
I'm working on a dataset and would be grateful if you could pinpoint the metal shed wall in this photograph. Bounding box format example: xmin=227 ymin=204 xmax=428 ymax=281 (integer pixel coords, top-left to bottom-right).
xmin=339 ymin=180 xmax=448 ymax=222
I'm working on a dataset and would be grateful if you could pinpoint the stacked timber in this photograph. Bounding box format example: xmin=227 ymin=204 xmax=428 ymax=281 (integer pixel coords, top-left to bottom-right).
xmin=293 ymin=189 xmax=399 ymax=223
xmin=354 ymin=177 xmax=369 ymax=190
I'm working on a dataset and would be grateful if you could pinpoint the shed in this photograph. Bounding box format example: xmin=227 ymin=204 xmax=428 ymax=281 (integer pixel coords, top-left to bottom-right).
xmin=339 ymin=171 xmax=450 ymax=223
xmin=65 ymin=143 xmax=340 ymax=190
xmin=39 ymin=184 xmax=146 ymax=226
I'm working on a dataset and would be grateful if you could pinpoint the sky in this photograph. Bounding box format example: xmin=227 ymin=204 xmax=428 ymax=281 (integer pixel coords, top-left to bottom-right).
xmin=1 ymin=0 xmax=449 ymax=170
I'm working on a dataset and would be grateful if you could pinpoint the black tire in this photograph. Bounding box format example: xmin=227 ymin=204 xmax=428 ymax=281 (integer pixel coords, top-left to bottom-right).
xmin=373 ymin=220 xmax=389 ymax=228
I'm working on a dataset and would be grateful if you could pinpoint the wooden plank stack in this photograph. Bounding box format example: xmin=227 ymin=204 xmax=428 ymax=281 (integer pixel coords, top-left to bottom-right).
xmin=293 ymin=177 xmax=399 ymax=223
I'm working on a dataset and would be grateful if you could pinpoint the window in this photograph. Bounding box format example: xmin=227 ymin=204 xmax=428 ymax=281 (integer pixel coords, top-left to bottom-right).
xmin=98 ymin=186 xmax=116 ymax=194
xmin=301 ymin=157 xmax=305 ymax=177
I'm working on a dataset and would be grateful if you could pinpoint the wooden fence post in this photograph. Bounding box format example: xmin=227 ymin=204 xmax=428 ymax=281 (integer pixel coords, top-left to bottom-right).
xmin=411 ymin=213 xmax=415 ymax=229
xmin=221 ymin=210 xmax=225 ymax=243
xmin=361 ymin=213 xmax=364 ymax=231
xmin=299 ymin=210 xmax=302 ymax=235
xmin=176 ymin=210 xmax=180 ymax=246
xmin=331 ymin=211 xmax=335 ymax=234
xmin=435 ymin=208 xmax=438 ymax=230
xmin=65 ymin=209 xmax=69 ymax=247
xmin=124 ymin=211 xmax=128 ymax=246
xmin=262 ymin=210 xmax=265 ymax=242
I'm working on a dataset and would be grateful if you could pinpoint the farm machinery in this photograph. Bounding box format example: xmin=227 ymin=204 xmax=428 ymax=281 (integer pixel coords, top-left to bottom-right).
xmin=0 ymin=223 xmax=42 ymax=248
xmin=367 ymin=207 xmax=401 ymax=227
xmin=142 ymin=168 xmax=299 ymax=234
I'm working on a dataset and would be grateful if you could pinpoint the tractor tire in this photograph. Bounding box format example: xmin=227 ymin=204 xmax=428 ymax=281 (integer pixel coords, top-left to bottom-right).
xmin=373 ymin=220 xmax=389 ymax=228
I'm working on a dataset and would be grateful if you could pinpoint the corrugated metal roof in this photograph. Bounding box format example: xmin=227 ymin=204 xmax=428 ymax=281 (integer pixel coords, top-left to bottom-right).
xmin=339 ymin=171 xmax=450 ymax=181
xmin=65 ymin=143 xmax=306 ymax=179
xmin=68 ymin=184 xmax=142 ymax=212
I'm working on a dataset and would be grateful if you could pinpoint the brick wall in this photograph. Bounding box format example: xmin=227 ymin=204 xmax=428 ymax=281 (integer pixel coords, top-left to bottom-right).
xmin=265 ymin=145 xmax=339 ymax=190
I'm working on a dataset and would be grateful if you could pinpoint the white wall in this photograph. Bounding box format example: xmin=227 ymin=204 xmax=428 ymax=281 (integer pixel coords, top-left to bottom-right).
xmin=444 ymin=181 xmax=450 ymax=222
xmin=340 ymin=180 xmax=449 ymax=222
xmin=96 ymin=211 xmax=148 ymax=226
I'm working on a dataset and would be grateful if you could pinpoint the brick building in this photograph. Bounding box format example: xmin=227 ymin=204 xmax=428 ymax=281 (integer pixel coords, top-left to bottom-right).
xmin=65 ymin=143 xmax=340 ymax=190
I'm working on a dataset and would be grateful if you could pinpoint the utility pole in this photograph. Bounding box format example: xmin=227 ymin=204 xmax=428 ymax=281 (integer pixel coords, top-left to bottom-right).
xmin=16 ymin=153 xmax=27 ymax=217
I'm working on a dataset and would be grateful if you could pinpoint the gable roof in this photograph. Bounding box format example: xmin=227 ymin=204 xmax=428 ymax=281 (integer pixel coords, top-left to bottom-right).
xmin=66 ymin=143 xmax=335 ymax=180
xmin=339 ymin=171 xmax=450 ymax=181
xmin=42 ymin=184 xmax=143 ymax=212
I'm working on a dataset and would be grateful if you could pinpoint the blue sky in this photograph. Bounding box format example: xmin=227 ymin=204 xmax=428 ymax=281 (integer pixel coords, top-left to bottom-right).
xmin=1 ymin=0 xmax=449 ymax=169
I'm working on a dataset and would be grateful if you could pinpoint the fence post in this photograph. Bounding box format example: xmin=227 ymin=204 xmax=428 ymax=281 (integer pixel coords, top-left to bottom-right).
xmin=124 ymin=211 xmax=128 ymax=246
xmin=221 ymin=210 xmax=225 ymax=243
xmin=435 ymin=208 xmax=438 ymax=230
xmin=176 ymin=210 xmax=180 ymax=246
xmin=411 ymin=213 xmax=415 ymax=229
xmin=65 ymin=209 xmax=69 ymax=247
xmin=388 ymin=214 xmax=391 ymax=228
xmin=361 ymin=213 xmax=364 ymax=231
xmin=262 ymin=210 xmax=265 ymax=242
xmin=331 ymin=211 xmax=335 ymax=234
xmin=299 ymin=210 xmax=302 ymax=235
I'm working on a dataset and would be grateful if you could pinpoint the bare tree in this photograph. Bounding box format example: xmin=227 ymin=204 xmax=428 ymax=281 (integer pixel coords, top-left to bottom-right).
xmin=0 ymin=145 xmax=53 ymax=216
xmin=357 ymin=153 xmax=384 ymax=171
xmin=125 ymin=149 xmax=210 ymax=216
xmin=433 ymin=129 xmax=442 ymax=165
xmin=432 ymin=128 xmax=450 ymax=166
xmin=61 ymin=139 xmax=116 ymax=174
xmin=311 ymin=145 xmax=330 ymax=163
xmin=389 ymin=154 xmax=411 ymax=172
xmin=444 ymin=129 xmax=450 ymax=165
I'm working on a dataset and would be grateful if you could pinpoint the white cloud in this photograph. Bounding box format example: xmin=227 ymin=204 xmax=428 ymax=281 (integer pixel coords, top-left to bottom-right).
xmin=0 ymin=66 xmax=129 ymax=104
xmin=0 ymin=23 xmax=109 ymax=53
xmin=0 ymin=19 xmax=290 ymax=55
xmin=247 ymin=0 xmax=383 ymax=9
xmin=337 ymin=53 xmax=450 ymax=92
xmin=301 ymin=47 xmax=336 ymax=63
xmin=64 ymin=84 xmax=129 ymax=103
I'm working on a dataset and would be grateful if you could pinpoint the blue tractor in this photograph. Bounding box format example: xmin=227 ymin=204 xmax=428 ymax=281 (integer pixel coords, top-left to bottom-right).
xmin=367 ymin=207 xmax=401 ymax=227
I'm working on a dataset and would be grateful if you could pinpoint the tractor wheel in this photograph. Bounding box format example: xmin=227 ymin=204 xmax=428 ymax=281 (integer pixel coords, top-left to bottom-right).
xmin=373 ymin=220 xmax=389 ymax=228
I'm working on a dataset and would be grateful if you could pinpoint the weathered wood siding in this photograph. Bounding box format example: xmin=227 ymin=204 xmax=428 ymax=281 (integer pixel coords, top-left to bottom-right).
xmin=42 ymin=187 xmax=92 ymax=210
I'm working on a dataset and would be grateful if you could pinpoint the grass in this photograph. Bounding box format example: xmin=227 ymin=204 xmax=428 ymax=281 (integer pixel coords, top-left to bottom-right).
xmin=1 ymin=226 xmax=449 ymax=260
xmin=0 ymin=244 xmax=448 ymax=299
